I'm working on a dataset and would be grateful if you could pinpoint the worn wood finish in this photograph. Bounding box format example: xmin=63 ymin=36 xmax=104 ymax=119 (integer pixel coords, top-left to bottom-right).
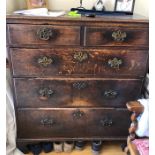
xmin=10 ymin=48 xmax=148 ymax=78
xmin=7 ymin=24 xmax=80 ymax=46
xmin=6 ymin=14 xmax=149 ymax=25
xmin=85 ymin=27 xmax=148 ymax=47
xmin=14 ymin=78 xmax=142 ymax=108
xmin=14 ymin=78 xmax=72 ymax=108
xmin=6 ymin=15 xmax=148 ymax=147
xmin=17 ymin=108 xmax=130 ymax=139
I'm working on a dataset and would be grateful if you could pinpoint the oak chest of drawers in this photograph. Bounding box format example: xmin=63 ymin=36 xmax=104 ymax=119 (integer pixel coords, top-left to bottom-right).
xmin=6 ymin=14 xmax=149 ymax=148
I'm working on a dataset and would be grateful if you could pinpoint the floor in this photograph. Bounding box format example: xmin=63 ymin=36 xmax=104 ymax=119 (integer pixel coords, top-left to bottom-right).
xmin=26 ymin=141 xmax=126 ymax=155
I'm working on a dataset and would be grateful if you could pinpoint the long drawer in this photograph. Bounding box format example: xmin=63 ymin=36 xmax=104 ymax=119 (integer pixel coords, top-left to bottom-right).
xmin=17 ymin=108 xmax=130 ymax=139
xmin=7 ymin=24 xmax=80 ymax=46
xmin=85 ymin=26 xmax=148 ymax=47
xmin=14 ymin=78 xmax=142 ymax=108
xmin=10 ymin=48 xmax=148 ymax=78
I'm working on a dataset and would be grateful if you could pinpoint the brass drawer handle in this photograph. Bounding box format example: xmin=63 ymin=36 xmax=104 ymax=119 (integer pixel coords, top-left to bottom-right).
xmin=112 ymin=30 xmax=127 ymax=42
xmin=73 ymin=51 xmax=88 ymax=63
xmin=38 ymin=56 xmax=53 ymax=67
xmin=39 ymin=88 xmax=54 ymax=99
xmin=37 ymin=27 xmax=53 ymax=40
xmin=41 ymin=118 xmax=55 ymax=126
xmin=100 ymin=117 xmax=113 ymax=127
xmin=104 ymin=90 xmax=118 ymax=99
xmin=72 ymin=110 xmax=85 ymax=119
xmin=73 ymin=82 xmax=87 ymax=90
xmin=108 ymin=57 xmax=123 ymax=69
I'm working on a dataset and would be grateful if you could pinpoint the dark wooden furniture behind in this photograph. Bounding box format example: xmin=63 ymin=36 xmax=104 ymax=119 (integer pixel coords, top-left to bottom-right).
xmin=6 ymin=14 xmax=149 ymax=149
xmin=126 ymin=101 xmax=146 ymax=155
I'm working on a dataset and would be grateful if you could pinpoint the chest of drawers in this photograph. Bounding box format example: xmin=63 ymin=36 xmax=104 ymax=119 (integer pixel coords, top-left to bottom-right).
xmin=6 ymin=14 xmax=149 ymax=148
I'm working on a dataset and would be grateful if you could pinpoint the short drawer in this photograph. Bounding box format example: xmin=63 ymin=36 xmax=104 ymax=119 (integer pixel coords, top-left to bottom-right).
xmin=7 ymin=24 xmax=80 ymax=46
xmin=17 ymin=108 xmax=130 ymax=139
xmin=85 ymin=27 xmax=148 ymax=47
xmin=10 ymin=48 xmax=148 ymax=78
xmin=14 ymin=78 xmax=142 ymax=108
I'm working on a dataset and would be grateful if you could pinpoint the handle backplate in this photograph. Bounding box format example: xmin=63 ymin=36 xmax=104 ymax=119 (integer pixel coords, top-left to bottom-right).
xmin=72 ymin=110 xmax=85 ymax=119
xmin=38 ymin=56 xmax=53 ymax=67
xmin=104 ymin=90 xmax=118 ymax=99
xmin=73 ymin=51 xmax=88 ymax=63
xmin=39 ymin=87 xmax=54 ymax=99
xmin=73 ymin=82 xmax=87 ymax=90
xmin=112 ymin=30 xmax=127 ymax=42
xmin=37 ymin=27 xmax=53 ymax=40
xmin=41 ymin=117 xmax=55 ymax=126
xmin=108 ymin=57 xmax=123 ymax=69
xmin=100 ymin=117 xmax=113 ymax=127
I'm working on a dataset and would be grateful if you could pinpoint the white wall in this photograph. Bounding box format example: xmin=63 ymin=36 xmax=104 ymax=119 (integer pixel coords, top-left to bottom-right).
xmin=6 ymin=0 xmax=148 ymax=17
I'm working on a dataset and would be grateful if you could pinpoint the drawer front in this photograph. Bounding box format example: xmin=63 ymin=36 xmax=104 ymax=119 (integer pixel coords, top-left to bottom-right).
xmin=17 ymin=108 xmax=130 ymax=139
xmin=7 ymin=24 xmax=80 ymax=46
xmin=14 ymin=78 xmax=72 ymax=108
xmin=14 ymin=78 xmax=142 ymax=108
xmin=10 ymin=48 xmax=148 ymax=78
xmin=85 ymin=27 xmax=148 ymax=47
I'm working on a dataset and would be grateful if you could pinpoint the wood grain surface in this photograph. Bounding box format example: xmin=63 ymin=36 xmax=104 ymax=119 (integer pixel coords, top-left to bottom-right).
xmin=14 ymin=78 xmax=142 ymax=108
xmin=10 ymin=48 xmax=148 ymax=78
xmin=6 ymin=15 xmax=148 ymax=147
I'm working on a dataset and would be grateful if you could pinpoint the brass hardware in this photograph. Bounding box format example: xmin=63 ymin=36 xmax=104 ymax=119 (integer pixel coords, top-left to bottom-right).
xmin=112 ymin=30 xmax=127 ymax=42
xmin=39 ymin=88 xmax=54 ymax=98
xmin=72 ymin=110 xmax=84 ymax=119
xmin=41 ymin=118 xmax=55 ymax=126
xmin=104 ymin=90 xmax=118 ymax=99
xmin=108 ymin=57 xmax=122 ymax=69
xmin=73 ymin=51 xmax=88 ymax=63
xmin=38 ymin=56 xmax=53 ymax=67
xmin=37 ymin=27 xmax=53 ymax=40
xmin=100 ymin=117 xmax=113 ymax=127
xmin=73 ymin=82 xmax=87 ymax=90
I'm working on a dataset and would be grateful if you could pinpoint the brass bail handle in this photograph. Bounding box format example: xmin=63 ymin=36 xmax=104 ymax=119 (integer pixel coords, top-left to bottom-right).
xmin=100 ymin=117 xmax=113 ymax=127
xmin=112 ymin=30 xmax=127 ymax=42
xmin=104 ymin=90 xmax=118 ymax=99
xmin=38 ymin=56 xmax=53 ymax=67
xmin=73 ymin=82 xmax=87 ymax=90
xmin=73 ymin=51 xmax=88 ymax=63
xmin=108 ymin=57 xmax=123 ymax=69
xmin=37 ymin=27 xmax=53 ymax=40
xmin=72 ymin=110 xmax=85 ymax=119
xmin=39 ymin=87 xmax=54 ymax=99
xmin=41 ymin=117 xmax=55 ymax=126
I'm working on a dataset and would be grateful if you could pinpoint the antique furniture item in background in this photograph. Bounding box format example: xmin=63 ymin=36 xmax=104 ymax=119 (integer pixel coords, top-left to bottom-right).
xmin=6 ymin=14 xmax=148 ymax=152
xmin=126 ymin=101 xmax=149 ymax=155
